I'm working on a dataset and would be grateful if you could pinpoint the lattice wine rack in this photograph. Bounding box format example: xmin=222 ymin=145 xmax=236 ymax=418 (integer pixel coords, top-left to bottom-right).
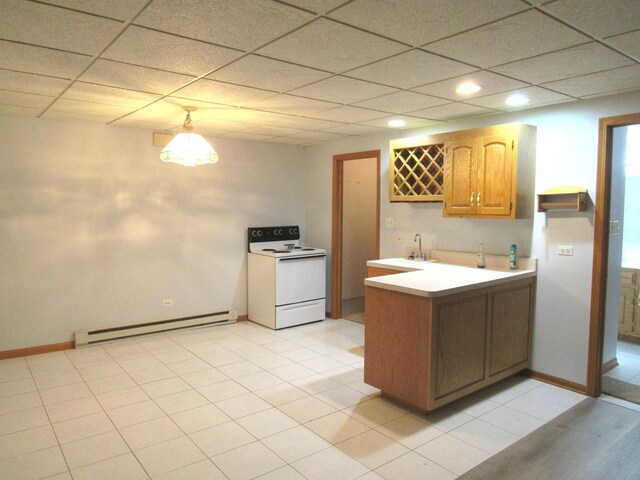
xmin=390 ymin=143 xmax=445 ymax=202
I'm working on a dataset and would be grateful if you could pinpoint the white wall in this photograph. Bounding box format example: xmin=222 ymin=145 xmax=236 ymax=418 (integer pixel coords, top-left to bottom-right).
xmin=0 ymin=115 xmax=305 ymax=350
xmin=303 ymin=90 xmax=640 ymax=386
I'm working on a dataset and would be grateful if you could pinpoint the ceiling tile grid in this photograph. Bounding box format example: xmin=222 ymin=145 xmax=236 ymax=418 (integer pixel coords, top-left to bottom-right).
xmin=0 ymin=0 xmax=637 ymax=145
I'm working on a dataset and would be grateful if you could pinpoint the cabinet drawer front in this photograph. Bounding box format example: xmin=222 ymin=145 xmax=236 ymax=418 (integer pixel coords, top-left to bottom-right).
xmin=621 ymin=269 xmax=637 ymax=286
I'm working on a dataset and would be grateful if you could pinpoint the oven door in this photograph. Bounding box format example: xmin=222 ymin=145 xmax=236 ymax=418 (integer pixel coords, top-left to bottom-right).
xmin=275 ymin=254 xmax=326 ymax=306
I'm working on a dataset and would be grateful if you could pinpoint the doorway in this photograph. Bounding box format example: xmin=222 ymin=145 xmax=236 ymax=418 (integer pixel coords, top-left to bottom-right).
xmin=588 ymin=113 xmax=640 ymax=399
xmin=601 ymin=124 xmax=640 ymax=403
xmin=331 ymin=150 xmax=380 ymax=320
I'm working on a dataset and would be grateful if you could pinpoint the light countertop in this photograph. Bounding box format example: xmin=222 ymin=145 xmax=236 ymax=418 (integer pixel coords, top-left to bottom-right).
xmin=366 ymin=258 xmax=537 ymax=298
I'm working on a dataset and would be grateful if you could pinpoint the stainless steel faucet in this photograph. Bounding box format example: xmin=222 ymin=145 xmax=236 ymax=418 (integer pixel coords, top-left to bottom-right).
xmin=414 ymin=233 xmax=425 ymax=260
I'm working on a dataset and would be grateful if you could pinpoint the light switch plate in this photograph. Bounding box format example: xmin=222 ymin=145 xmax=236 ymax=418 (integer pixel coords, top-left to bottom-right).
xmin=385 ymin=217 xmax=394 ymax=228
xmin=558 ymin=245 xmax=574 ymax=256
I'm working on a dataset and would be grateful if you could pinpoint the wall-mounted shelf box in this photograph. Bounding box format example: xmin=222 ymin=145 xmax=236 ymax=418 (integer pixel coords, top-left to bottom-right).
xmin=537 ymin=186 xmax=588 ymax=212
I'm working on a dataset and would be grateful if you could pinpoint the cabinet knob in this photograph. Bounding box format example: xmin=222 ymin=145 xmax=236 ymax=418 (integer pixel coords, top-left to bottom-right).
xmin=470 ymin=192 xmax=474 ymax=205
xmin=477 ymin=192 xmax=481 ymax=204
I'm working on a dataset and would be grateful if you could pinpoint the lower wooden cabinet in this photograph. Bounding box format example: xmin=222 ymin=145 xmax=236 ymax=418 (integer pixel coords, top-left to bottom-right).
xmin=364 ymin=277 xmax=535 ymax=412
xmin=619 ymin=268 xmax=640 ymax=337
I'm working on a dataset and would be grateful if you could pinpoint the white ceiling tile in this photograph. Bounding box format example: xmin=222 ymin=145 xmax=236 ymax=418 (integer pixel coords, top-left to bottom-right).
xmin=207 ymin=55 xmax=331 ymax=93
xmin=79 ymin=59 xmax=195 ymax=94
xmin=0 ymin=71 xmax=69 ymax=97
xmin=541 ymin=64 xmax=640 ymax=98
xmin=0 ymin=41 xmax=92 ymax=79
xmin=220 ymin=132 xmax=278 ymax=141
xmin=321 ymin=123 xmax=386 ymax=135
xmin=135 ymin=0 xmax=313 ymax=51
xmin=412 ymin=71 xmax=529 ymax=100
xmin=46 ymin=98 xmax=135 ymax=117
xmin=257 ymin=18 xmax=407 ymax=73
xmin=39 ymin=0 xmax=149 ymax=21
xmin=354 ymin=91 xmax=449 ymax=114
xmin=113 ymin=115 xmax=176 ymax=130
xmin=62 ymin=82 xmax=161 ymax=108
xmin=113 ymin=100 xmax=239 ymax=130
xmin=238 ymin=124 xmax=305 ymax=136
xmin=308 ymin=106 xmax=387 ymax=123
xmin=189 ymin=118 xmax=252 ymax=134
xmin=360 ymin=115 xmax=441 ymax=129
xmin=283 ymin=130 xmax=351 ymax=142
xmin=346 ymin=50 xmax=476 ymax=89
xmin=171 ymin=79 xmax=275 ymax=106
xmin=0 ymin=90 xmax=54 ymax=109
xmin=493 ymin=42 xmax=634 ymax=84
xmin=606 ymin=30 xmax=640 ymax=60
xmin=0 ymin=104 xmax=43 ymax=117
xmin=281 ymin=0 xmax=351 ymax=14
xmin=247 ymin=94 xmax=340 ymax=115
xmin=290 ymin=76 xmax=397 ymax=104
xmin=408 ymin=103 xmax=497 ymax=120
xmin=250 ymin=112 xmax=344 ymax=130
xmin=425 ymin=10 xmax=590 ymax=68
xmin=329 ymin=0 xmax=528 ymax=46
xmin=262 ymin=135 xmax=312 ymax=145
xmin=0 ymin=0 xmax=123 ymax=55
xmin=103 ymin=26 xmax=243 ymax=77
xmin=465 ymin=86 xmax=573 ymax=109
xmin=543 ymin=0 xmax=640 ymax=38
xmin=41 ymin=109 xmax=121 ymax=123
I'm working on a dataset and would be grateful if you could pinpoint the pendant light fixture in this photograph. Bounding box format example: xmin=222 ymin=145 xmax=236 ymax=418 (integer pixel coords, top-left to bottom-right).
xmin=160 ymin=107 xmax=218 ymax=167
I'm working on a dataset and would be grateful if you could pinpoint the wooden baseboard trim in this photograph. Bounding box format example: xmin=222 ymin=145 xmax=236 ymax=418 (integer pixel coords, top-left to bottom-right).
xmin=0 ymin=341 xmax=75 ymax=360
xmin=602 ymin=357 xmax=619 ymax=374
xmin=237 ymin=314 xmax=248 ymax=322
xmin=523 ymin=369 xmax=589 ymax=395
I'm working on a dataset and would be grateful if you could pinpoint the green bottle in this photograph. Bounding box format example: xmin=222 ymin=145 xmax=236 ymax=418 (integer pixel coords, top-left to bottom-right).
xmin=509 ymin=244 xmax=518 ymax=270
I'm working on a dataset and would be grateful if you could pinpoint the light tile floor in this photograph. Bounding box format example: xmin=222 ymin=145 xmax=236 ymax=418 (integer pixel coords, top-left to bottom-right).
xmin=0 ymin=319 xmax=587 ymax=480
xmin=604 ymin=339 xmax=640 ymax=385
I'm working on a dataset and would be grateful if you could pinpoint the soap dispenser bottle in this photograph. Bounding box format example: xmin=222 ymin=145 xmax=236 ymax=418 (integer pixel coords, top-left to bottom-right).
xmin=477 ymin=242 xmax=485 ymax=269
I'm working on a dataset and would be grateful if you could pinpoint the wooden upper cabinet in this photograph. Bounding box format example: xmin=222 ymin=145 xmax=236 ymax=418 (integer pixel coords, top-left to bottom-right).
xmin=476 ymin=134 xmax=514 ymax=216
xmin=443 ymin=138 xmax=476 ymax=216
xmin=443 ymin=124 xmax=535 ymax=219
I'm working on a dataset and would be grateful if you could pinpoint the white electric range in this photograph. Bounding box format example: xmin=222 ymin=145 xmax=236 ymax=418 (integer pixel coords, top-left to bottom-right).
xmin=247 ymin=225 xmax=326 ymax=329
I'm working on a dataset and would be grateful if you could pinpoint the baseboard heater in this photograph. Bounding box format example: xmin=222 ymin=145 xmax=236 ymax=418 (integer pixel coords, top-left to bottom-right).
xmin=74 ymin=311 xmax=236 ymax=347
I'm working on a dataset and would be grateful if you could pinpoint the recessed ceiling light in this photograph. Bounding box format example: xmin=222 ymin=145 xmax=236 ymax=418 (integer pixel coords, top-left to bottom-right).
xmin=388 ymin=119 xmax=406 ymax=128
xmin=456 ymin=81 xmax=481 ymax=95
xmin=505 ymin=94 xmax=530 ymax=107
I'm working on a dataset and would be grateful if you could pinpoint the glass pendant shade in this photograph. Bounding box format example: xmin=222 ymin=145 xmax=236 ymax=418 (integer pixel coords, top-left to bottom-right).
xmin=160 ymin=132 xmax=218 ymax=167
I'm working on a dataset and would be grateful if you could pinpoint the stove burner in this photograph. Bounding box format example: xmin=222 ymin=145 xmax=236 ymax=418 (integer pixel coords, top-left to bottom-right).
xmin=274 ymin=250 xmax=291 ymax=253
xmin=262 ymin=248 xmax=277 ymax=252
xmin=301 ymin=248 xmax=315 ymax=251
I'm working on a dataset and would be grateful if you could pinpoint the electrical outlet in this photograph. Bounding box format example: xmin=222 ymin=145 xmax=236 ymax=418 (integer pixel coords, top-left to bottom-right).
xmin=385 ymin=217 xmax=394 ymax=228
xmin=162 ymin=299 xmax=173 ymax=306
xmin=558 ymin=245 xmax=574 ymax=256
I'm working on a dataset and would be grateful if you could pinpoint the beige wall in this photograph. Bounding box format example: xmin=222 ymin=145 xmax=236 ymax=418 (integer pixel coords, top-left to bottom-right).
xmin=342 ymin=158 xmax=377 ymax=300
xmin=0 ymin=115 xmax=305 ymax=350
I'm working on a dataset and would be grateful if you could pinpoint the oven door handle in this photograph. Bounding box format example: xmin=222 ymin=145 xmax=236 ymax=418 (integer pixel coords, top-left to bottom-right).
xmin=277 ymin=254 xmax=326 ymax=262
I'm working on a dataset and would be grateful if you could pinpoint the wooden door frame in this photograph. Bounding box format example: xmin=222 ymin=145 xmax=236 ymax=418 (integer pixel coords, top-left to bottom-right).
xmin=587 ymin=112 xmax=640 ymax=397
xmin=331 ymin=150 xmax=381 ymax=319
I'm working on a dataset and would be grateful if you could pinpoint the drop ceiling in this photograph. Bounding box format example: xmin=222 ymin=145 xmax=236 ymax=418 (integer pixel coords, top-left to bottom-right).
xmin=1 ymin=0 xmax=639 ymax=145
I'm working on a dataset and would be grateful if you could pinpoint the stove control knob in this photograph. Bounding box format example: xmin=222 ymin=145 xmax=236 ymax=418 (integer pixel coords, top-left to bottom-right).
xmin=257 ymin=230 xmax=263 ymax=236
xmin=277 ymin=228 xmax=284 ymax=235
xmin=294 ymin=227 xmax=299 ymax=234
